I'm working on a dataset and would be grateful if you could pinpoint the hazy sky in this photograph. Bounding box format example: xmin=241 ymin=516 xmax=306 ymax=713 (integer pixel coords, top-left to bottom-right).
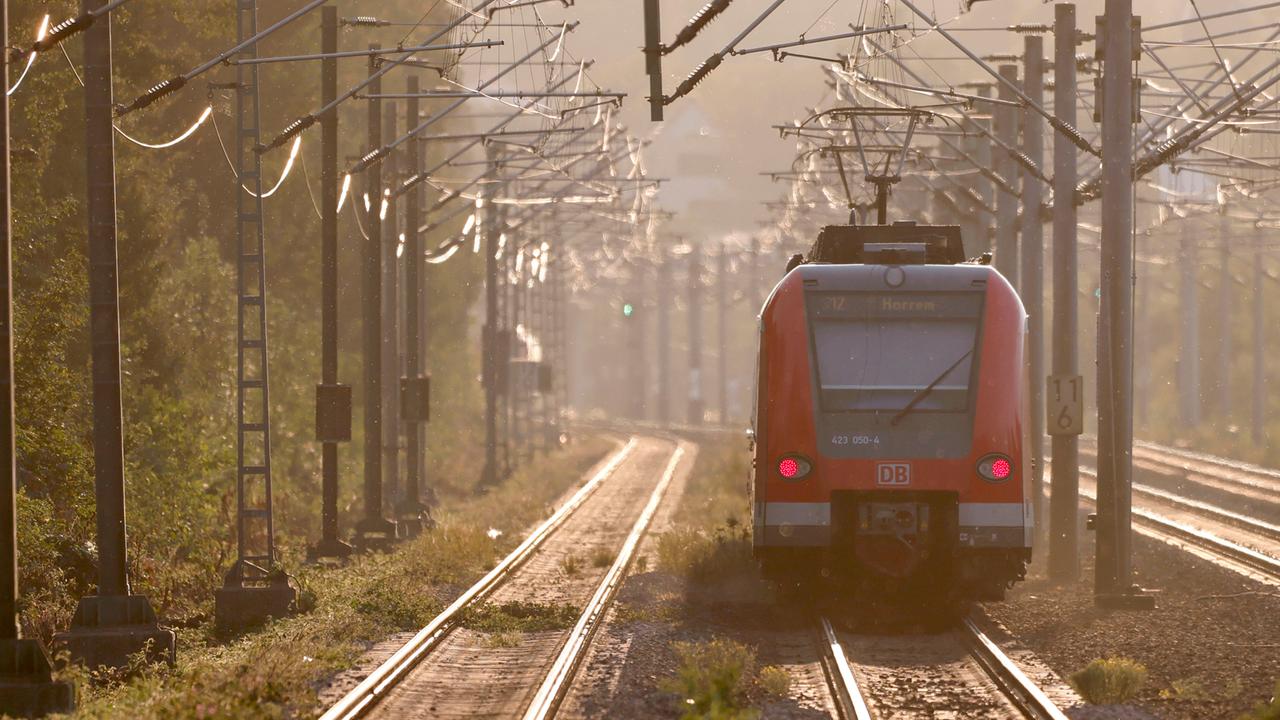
xmin=535 ymin=1 xmax=1209 ymax=242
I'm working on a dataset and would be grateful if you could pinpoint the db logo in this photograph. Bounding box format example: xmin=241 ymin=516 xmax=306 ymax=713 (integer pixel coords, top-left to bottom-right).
xmin=876 ymin=462 xmax=911 ymax=485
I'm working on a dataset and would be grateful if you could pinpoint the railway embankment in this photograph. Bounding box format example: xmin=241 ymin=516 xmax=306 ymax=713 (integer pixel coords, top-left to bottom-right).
xmin=986 ymin=533 xmax=1280 ymax=720
xmin=64 ymin=437 xmax=613 ymax=719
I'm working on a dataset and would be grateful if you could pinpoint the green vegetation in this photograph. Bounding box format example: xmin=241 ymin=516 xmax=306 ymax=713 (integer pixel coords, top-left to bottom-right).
xmin=66 ymin=438 xmax=611 ymax=717
xmin=673 ymin=438 xmax=751 ymax=530
xmin=9 ymin=0 xmax=484 ymax=649
xmin=655 ymin=437 xmax=757 ymax=582
xmin=459 ymin=600 xmax=579 ymax=634
xmin=655 ymin=524 xmax=755 ymax=581
xmin=1070 ymin=657 xmax=1149 ymax=705
xmin=756 ymin=665 xmax=792 ymax=697
xmin=1237 ymin=682 xmax=1280 ymax=720
xmin=661 ymin=638 xmax=760 ymax=720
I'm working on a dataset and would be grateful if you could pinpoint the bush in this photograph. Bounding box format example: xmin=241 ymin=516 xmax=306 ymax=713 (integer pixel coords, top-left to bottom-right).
xmin=1070 ymin=657 xmax=1149 ymax=704
xmin=1238 ymin=682 xmax=1280 ymax=720
xmin=757 ymin=665 xmax=791 ymax=697
xmin=661 ymin=638 xmax=759 ymax=720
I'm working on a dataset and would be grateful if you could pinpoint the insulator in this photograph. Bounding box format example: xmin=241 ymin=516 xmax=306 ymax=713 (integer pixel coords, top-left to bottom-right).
xmin=1050 ymin=116 xmax=1099 ymax=157
xmin=117 ymin=76 xmax=187 ymax=116
xmin=664 ymin=0 xmax=733 ymax=55
xmin=668 ymin=54 xmax=723 ymax=104
xmin=1006 ymin=148 xmax=1048 ymax=182
xmin=1008 ymin=23 xmax=1051 ymax=34
xmin=32 ymin=14 xmax=91 ymax=54
xmin=342 ymin=16 xmax=390 ymax=27
xmin=257 ymin=115 xmax=316 ymax=154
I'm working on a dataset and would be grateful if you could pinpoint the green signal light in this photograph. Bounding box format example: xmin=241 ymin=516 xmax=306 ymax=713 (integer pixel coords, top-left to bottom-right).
xmin=622 ymin=302 xmax=635 ymax=318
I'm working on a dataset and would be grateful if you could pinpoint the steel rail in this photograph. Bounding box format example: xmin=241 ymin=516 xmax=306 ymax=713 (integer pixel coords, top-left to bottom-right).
xmin=1129 ymin=483 xmax=1280 ymax=542
xmin=1073 ymin=470 xmax=1280 ymax=582
xmin=1079 ymin=438 xmax=1280 ymax=495
xmin=522 ymin=445 xmax=686 ymax=720
xmin=960 ymin=618 xmax=1071 ymax=720
xmin=1132 ymin=439 xmax=1280 ymax=484
xmin=818 ymin=617 xmax=873 ymax=720
xmin=319 ymin=439 xmax=639 ymax=720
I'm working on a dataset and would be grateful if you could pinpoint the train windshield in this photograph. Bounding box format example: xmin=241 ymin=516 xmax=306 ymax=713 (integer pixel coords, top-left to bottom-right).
xmin=807 ymin=292 xmax=983 ymax=413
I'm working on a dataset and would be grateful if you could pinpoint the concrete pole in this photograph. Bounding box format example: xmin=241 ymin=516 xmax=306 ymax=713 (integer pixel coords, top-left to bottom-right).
xmin=1217 ymin=210 xmax=1232 ymax=422
xmin=355 ymin=49 xmax=396 ymax=545
xmin=60 ymin=0 xmax=175 ymax=669
xmin=400 ymin=77 xmax=427 ymax=526
xmin=84 ymin=0 xmax=129 ymax=602
xmin=632 ymin=262 xmax=648 ymax=420
xmin=749 ymin=234 xmax=761 ymax=312
xmin=1179 ymin=231 xmax=1200 ymax=428
xmin=1022 ymin=35 xmax=1047 ymax=543
xmin=688 ymin=244 xmax=704 ymax=426
xmin=1049 ymin=2 xmax=1080 ymax=583
xmin=0 ymin=0 xmax=75 ymax=704
xmin=0 ymin=0 xmax=16 ymax=646
xmin=381 ymin=102 xmax=400 ymax=510
xmin=974 ymin=85 xmax=996 ymax=253
xmin=481 ymin=193 xmax=498 ymax=487
xmin=1095 ymin=0 xmax=1143 ymax=605
xmin=657 ymin=247 xmax=671 ymax=425
xmin=1253 ymin=233 xmax=1265 ymax=445
xmin=312 ymin=7 xmax=351 ymax=559
xmin=994 ymin=65 xmax=1020 ymax=288
xmin=717 ymin=240 xmax=728 ymax=425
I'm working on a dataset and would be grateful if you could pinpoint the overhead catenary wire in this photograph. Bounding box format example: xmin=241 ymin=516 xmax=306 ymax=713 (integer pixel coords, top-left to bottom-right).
xmin=258 ymin=0 xmax=506 ymax=154
xmin=116 ymin=0 xmax=330 ymax=116
xmin=6 ymin=0 xmax=130 ymax=63
xmin=6 ymin=15 xmax=51 ymax=97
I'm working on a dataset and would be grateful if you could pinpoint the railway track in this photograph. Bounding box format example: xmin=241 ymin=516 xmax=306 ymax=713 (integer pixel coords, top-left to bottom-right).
xmin=1075 ymin=467 xmax=1280 ymax=584
xmin=320 ymin=436 xmax=689 ymax=720
xmin=819 ymin=614 xmax=1069 ymax=720
xmin=1059 ymin=439 xmax=1280 ymax=583
xmin=522 ymin=446 xmax=684 ymax=719
xmin=1082 ymin=436 xmax=1280 ymax=498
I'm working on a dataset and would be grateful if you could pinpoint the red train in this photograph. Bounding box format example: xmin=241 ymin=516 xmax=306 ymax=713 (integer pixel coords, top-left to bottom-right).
xmin=751 ymin=223 xmax=1030 ymax=601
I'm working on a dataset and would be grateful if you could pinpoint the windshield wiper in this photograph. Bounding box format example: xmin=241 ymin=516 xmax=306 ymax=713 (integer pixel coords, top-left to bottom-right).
xmin=888 ymin=348 xmax=973 ymax=426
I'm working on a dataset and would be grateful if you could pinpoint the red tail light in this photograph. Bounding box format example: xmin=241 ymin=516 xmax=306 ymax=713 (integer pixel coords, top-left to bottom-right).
xmin=977 ymin=453 xmax=1013 ymax=482
xmin=777 ymin=454 xmax=812 ymax=480
xmin=991 ymin=458 xmax=1011 ymax=480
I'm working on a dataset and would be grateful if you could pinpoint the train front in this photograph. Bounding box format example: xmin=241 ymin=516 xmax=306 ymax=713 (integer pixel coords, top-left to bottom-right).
xmin=752 ymin=232 xmax=1030 ymax=600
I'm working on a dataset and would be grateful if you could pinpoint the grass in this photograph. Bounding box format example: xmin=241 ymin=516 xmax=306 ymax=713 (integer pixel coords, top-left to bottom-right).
xmin=459 ymin=600 xmax=579 ymax=633
xmin=613 ymin=598 xmax=682 ymax=625
xmin=673 ymin=440 xmax=751 ymax=531
xmin=63 ymin=437 xmax=613 ymax=719
xmin=1070 ymin=657 xmax=1149 ymax=705
xmin=1237 ymin=682 xmax=1280 ymax=720
xmin=559 ymin=553 xmax=583 ymax=578
xmin=590 ymin=546 xmax=615 ymax=568
xmin=660 ymin=638 xmax=760 ymax=720
xmin=656 ymin=524 xmax=755 ymax=581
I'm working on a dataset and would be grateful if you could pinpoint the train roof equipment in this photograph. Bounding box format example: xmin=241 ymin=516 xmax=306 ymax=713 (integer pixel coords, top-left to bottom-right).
xmin=808 ymin=222 xmax=967 ymax=265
